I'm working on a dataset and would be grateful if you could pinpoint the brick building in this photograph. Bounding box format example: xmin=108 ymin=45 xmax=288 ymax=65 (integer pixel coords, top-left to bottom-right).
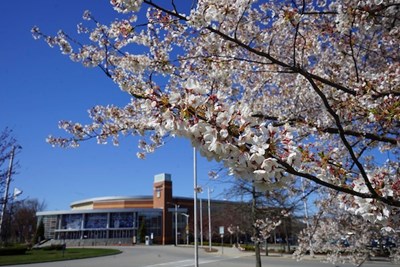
xmin=36 ymin=173 xmax=235 ymax=245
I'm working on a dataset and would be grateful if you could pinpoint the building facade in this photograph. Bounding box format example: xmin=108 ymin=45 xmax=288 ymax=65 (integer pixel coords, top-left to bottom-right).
xmin=37 ymin=174 xmax=209 ymax=245
xmin=37 ymin=173 xmax=304 ymax=247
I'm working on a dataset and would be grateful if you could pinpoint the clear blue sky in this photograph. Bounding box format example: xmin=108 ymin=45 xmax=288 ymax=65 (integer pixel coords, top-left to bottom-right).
xmin=0 ymin=1 xmax=227 ymax=211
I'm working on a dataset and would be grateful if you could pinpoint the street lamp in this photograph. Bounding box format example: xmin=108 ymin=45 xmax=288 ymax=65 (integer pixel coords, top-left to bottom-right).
xmin=193 ymin=147 xmax=199 ymax=267
xmin=199 ymin=191 xmax=203 ymax=247
xmin=181 ymin=213 xmax=189 ymax=245
xmin=207 ymin=187 xmax=213 ymax=252
xmin=0 ymin=146 xmax=16 ymax=240
xmin=167 ymin=202 xmax=179 ymax=246
xmin=13 ymin=188 xmax=23 ymax=200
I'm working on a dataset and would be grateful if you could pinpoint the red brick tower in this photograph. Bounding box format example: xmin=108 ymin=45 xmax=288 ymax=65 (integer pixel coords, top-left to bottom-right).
xmin=153 ymin=173 xmax=173 ymax=244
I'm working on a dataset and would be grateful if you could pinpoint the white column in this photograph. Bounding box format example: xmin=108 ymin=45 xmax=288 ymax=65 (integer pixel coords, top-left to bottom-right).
xmin=199 ymin=197 xmax=203 ymax=247
xmin=208 ymin=187 xmax=212 ymax=251
xmin=193 ymin=148 xmax=199 ymax=267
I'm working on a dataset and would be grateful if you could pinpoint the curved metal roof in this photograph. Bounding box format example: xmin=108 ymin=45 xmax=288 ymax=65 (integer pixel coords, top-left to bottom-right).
xmin=36 ymin=207 xmax=161 ymax=216
xmin=70 ymin=195 xmax=153 ymax=208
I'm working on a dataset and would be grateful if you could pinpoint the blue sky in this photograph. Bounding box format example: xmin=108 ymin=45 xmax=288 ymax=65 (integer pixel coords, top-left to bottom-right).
xmin=0 ymin=1 xmax=226 ymax=211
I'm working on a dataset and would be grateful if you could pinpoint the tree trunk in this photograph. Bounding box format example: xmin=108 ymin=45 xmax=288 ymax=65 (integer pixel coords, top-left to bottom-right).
xmin=255 ymin=241 xmax=262 ymax=267
xmin=283 ymin=219 xmax=290 ymax=253
xmin=252 ymin=184 xmax=262 ymax=267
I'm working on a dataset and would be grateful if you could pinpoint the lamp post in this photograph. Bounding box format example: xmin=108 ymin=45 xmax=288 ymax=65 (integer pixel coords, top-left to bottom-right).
xmin=0 ymin=146 xmax=15 ymax=240
xmin=199 ymin=194 xmax=203 ymax=247
xmin=167 ymin=202 xmax=179 ymax=246
xmin=175 ymin=204 xmax=179 ymax=246
xmin=181 ymin=213 xmax=189 ymax=245
xmin=207 ymin=187 xmax=213 ymax=252
xmin=193 ymin=147 xmax=199 ymax=267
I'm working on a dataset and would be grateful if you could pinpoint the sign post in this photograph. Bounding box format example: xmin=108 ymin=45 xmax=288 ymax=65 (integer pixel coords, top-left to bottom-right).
xmin=219 ymin=226 xmax=224 ymax=255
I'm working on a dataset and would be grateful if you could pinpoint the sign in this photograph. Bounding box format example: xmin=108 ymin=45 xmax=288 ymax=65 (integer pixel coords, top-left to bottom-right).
xmin=219 ymin=226 xmax=224 ymax=235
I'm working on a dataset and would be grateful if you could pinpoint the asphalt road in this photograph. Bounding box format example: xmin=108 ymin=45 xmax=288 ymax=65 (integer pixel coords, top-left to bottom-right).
xmin=3 ymin=245 xmax=396 ymax=267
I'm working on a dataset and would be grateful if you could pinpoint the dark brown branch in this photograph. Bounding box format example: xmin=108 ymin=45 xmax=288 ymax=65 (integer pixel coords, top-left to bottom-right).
xmin=319 ymin=127 xmax=397 ymax=145
xmin=304 ymin=75 xmax=379 ymax=200
xmin=143 ymin=0 xmax=357 ymax=96
xmin=349 ymin=15 xmax=360 ymax=82
xmin=276 ymin=158 xmax=400 ymax=207
xmin=252 ymin=113 xmax=398 ymax=145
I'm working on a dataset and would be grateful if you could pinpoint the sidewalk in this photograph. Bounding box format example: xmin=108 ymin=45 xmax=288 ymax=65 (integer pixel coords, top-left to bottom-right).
xmin=205 ymin=246 xmax=394 ymax=265
xmin=213 ymin=246 xmax=255 ymax=257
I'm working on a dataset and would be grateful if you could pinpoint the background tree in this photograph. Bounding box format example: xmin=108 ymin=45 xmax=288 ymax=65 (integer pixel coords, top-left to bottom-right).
xmin=138 ymin=218 xmax=147 ymax=243
xmin=0 ymin=128 xmax=20 ymax=201
xmin=295 ymin=190 xmax=400 ymax=266
xmin=222 ymin=176 xmax=310 ymax=240
xmin=0 ymin=127 xmax=22 ymax=244
xmin=220 ymin=175 xmax=306 ymax=266
xmin=2 ymin=198 xmax=46 ymax=244
xmin=33 ymin=0 xmax=399 ymax=264
xmin=9 ymin=199 xmax=47 ymax=244
xmin=34 ymin=219 xmax=45 ymax=244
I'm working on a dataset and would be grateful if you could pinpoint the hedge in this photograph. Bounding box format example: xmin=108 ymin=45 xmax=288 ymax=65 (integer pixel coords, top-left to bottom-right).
xmin=0 ymin=246 xmax=27 ymax=256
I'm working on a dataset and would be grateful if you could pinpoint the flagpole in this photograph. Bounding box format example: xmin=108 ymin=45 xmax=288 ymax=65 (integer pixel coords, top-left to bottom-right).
xmin=0 ymin=146 xmax=15 ymax=240
xmin=193 ymin=147 xmax=199 ymax=267
xmin=208 ymin=187 xmax=212 ymax=252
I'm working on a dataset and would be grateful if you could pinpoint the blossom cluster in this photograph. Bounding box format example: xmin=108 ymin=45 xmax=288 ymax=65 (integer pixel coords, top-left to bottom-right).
xmin=253 ymin=216 xmax=283 ymax=243
xmin=294 ymin=194 xmax=400 ymax=265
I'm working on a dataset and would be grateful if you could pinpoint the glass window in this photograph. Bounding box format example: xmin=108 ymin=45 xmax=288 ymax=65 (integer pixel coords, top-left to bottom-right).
xmin=156 ymin=188 xmax=161 ymax=198
xmin=84 ymin=213 xmax=107 ymax=229
xmin=138 ymin=210 xmax=162 ymax=237
xmin=61 ymin=214 xmax=83 ymax=230
xmin=110 ymin=212 xmax=135 ymax=228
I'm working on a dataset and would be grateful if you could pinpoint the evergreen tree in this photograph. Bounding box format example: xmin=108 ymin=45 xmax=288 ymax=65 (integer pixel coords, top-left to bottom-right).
xmin=138 ymin=218 xmax=146 ymax=243
xmin=34 ymin=219 xmax=45 ymax=244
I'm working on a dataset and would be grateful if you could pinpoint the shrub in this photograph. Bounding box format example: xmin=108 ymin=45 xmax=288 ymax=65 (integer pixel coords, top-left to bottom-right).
xmin=42 ymin=244 xmax=66 ymax=251
xmin=0 ymin=246 xmax=27 ymax=256
xmin=241 ymin=244 xmax=256 ymax=251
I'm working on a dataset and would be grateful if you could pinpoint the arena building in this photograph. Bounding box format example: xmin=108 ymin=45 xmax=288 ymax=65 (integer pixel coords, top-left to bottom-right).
xmin=36 ymin=173 xmax=235 ymax=246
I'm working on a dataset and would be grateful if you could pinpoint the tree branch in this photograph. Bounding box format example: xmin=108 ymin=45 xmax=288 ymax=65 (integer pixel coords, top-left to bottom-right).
xmin=143 ymin=0 xmax=357 ymax=96
xmin=303 ymin=75 xmax=379 ymax=200
xmin=276 ymin=157 xmax=400 ymax=207
xmin=251 ymin=113 xmax=398 ymax=145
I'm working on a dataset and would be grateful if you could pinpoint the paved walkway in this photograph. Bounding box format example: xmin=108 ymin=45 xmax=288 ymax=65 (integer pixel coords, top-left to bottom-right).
xmin=2 ymin=245 xmax=394 ymax=267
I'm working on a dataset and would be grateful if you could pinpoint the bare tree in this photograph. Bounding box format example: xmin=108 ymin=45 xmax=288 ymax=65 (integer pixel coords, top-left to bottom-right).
xmin=0 ymin=128 xmax=20 ymax=197
xmin=0 ymin=127 xmax=22 ymax=244
xmin=221 ymin=176 xmax=308 ymax=266
xmin=7 ymin=199 xmax=47 ymax=244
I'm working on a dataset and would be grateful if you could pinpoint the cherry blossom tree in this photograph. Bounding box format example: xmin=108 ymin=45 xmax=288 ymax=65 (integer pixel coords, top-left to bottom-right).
xmin=294 ymin=191 xmax=400 ymax=266
xmin=32 ymin=0 xmax=399 ymax=263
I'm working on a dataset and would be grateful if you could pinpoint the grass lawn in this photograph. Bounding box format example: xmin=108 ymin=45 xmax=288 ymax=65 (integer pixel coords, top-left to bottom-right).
xmin=0 ymin=248 xmax=122 ymax=266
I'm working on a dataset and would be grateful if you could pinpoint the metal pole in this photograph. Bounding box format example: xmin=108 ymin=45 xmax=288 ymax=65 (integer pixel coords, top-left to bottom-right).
xmin=193 ymin=147 xmax=199 ymax=267
xmin=186 ymin=215 xmax=189 ymax=245
xmin=199 ymin=196 xmax=203 ymax=247
xmin=208 ymin=187 xmax=212 ymax=251
xmin=175 ymin=204 xmax=178 ymax=246
xmin=0 ymin=146 xmax=15 ymax=240
xmin=181 ymin=213 xmax=190 ymax=245
xmin=221 ymin=235 xmax=224 ymax=255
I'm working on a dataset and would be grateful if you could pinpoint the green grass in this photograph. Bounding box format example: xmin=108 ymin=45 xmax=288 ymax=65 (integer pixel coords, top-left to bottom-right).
xmin=0 ymin=248 xmax=122 ymax=266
